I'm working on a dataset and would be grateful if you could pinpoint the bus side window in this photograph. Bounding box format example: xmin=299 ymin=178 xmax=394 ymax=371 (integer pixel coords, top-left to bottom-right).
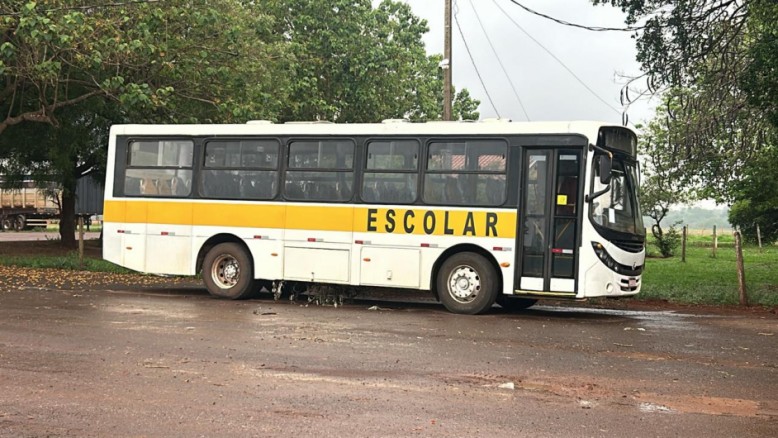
xmin=486 ymin=177 xmax=505 ymax=205
xmin=140 ymin=178 xmax=159 ymax=195
xmin=157 ymin=178 xmax=173 ymax=196
xmin=284 ymin=179 xmax=304 ymax=199
xmin=444 ymin=177 xmax=463 ymax=204
xmin=241 ymin=174 xmax=273 ymax=199
xmin=124 ymin=177 xmax=142 ymax=195
xmin=363 ymin=181 xmax=380 ymax=202
xmin=171 ymin=176 xmax=187 ymax=196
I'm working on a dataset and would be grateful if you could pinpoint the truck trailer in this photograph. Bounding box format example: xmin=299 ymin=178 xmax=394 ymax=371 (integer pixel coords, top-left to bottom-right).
xmin=0 ymin=178 xmax=104 ymax=231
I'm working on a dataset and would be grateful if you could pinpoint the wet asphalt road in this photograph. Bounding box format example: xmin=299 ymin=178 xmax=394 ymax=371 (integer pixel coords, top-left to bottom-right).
xmin=0 ymin=286 xmax=776 ymax=437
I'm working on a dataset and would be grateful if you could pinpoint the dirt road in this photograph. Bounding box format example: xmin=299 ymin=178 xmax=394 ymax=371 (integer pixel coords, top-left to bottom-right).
xmin=0 ymin=285 xmax=776 ymax=437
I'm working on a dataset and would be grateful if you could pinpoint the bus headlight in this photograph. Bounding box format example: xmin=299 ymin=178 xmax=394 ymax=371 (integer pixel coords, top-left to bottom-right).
xmin=591 ymin=242 xmax=620 ymax=273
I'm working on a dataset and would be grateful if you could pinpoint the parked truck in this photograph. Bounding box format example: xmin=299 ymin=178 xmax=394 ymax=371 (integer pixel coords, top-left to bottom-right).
xmin=0 ymin=177 xmax=104 ymax=231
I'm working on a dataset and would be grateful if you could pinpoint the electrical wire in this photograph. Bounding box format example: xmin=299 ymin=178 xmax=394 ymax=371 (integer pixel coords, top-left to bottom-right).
xmin=504 ymin=0 xmax=645 ymax=32
xmin=491 ymin=0 xmax=627 ymax=121
xmin=453 ymin=2 xmax=502 ymax=119
xmin=468 ymin=0 xmax=531 ymax=121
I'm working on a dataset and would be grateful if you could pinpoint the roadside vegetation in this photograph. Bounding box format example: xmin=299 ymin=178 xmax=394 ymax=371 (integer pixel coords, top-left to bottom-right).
xmin=643 ymin=234 xmax=777 ymax=307
xmin=0 ymin=240 xmax=127 ymax=273
xmin=0 ymin=252 xmax=129 ymax=274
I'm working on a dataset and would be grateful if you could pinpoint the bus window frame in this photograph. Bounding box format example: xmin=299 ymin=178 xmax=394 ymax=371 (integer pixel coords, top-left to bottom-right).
xmin=121 ymin=137 xmax=195 ymax=198
xmin=199 ymin=137 xmax=281 ymax=201
xmin=421 ymin=137 xmax=509 ymax=207
xmin=360 ymin=138 xmax=421 ymax=205
xmin=283 ymin=137 xmax=357 ymax=203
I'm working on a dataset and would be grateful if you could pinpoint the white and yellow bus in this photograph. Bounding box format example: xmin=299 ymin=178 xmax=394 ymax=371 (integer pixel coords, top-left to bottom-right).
xmin=103 ymin=120 xmax=645 ymax=314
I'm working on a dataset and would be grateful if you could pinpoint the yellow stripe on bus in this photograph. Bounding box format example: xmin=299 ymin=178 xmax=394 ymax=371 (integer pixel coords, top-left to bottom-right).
xmin=104 ymin=200 xmax=517 ymax=238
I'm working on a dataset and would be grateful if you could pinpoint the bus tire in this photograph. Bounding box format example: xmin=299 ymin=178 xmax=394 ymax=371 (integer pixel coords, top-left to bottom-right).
xmin=202 ymin=242 xmax=256 ymax=300
xmin=437 ymin=252 xmax=498 ymax=315
xmin=497 ymin=297 xmax=538 ymax=311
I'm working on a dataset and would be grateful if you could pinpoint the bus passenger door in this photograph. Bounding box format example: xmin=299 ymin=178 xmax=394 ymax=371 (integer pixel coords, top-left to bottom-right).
xmin=516 ymin=149 xmax=581 ymax=295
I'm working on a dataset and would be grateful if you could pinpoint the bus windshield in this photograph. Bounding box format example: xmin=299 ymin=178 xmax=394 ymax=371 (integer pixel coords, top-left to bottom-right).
xmin=590 ymin=156 xmax=645 ymax=236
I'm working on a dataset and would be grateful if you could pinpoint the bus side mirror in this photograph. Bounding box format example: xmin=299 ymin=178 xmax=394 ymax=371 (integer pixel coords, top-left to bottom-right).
xmin=599 ymin=156 xmax=612 ymax=185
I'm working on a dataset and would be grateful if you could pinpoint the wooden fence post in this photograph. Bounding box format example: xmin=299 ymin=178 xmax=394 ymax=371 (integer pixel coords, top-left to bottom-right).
xmin=78 ymin=216 xmax=85 ymax=268
xmin=681 ymin=225 xmax=687 ymax=262
xmin=756 ymin=224 xmax=763 ymax=252
xmin=734 ymin=231 xmax=748 ymax=306
xmin=712 ymin=225 xmax=718 ymax=258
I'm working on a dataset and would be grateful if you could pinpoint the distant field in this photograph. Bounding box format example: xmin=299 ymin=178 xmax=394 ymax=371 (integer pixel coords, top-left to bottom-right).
xmin=642 ymin=235 xmax=777 ymax=307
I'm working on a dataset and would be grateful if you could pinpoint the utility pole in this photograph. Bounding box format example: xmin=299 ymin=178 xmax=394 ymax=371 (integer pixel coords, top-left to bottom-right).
xmin=443 ymin=0 xmax=453 ymax=121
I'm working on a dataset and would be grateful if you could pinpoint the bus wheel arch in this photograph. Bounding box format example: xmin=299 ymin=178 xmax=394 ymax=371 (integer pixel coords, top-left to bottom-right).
xmin=198 ymin=235 xmax=257 ymax=300
xmin=431 ymin=244 xmax=502 ymax=315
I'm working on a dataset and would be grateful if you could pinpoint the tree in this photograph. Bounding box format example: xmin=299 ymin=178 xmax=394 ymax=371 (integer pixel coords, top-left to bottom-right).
xmin=1 ymin=0 xmax=481 ymax=247
xmin=740 ymin=2 xmax=778 ymax=129
xmin=1 ymin=0 xmax=289 ymax=246
xmin=1 ymin=1 xmax=289 ymax=131
xmin=594 ymin=0 xmax=777 ymax=205
xmin=453 ymin=88 xmax=480 ymax=121
xmin=638 ymin=108 xmax=690 ymax=257
xmin=264 ymin=0 xmax=479 ymax=122
xmin=728 ymin=142 xmax=778 ymax=244
xmin=0 ymin=100 xmax=110 ymax=246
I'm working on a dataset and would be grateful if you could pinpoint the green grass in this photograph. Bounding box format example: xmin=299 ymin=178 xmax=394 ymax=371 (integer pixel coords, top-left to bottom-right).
xmin=0 ymin=252 xmax=132 ymax=274
xmin=642 ymin=238 xmax=778 ymax=307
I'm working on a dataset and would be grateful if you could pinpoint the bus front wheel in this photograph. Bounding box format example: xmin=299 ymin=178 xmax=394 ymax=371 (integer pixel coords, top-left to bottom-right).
xmin=437 ymin=252 xmax=499 ymax=315
xmin=202 ymin=242 xmax=256 ymax=300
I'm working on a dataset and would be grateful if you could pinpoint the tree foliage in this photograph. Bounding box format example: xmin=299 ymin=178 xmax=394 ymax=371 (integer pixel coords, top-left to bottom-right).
xmin=727 ymin=142 xmax=778 ymax=244
xmin=740 ymin=2 xmax=778 ymax=129
xmin=1 ymin=0 xmax=289 ymax=245
xmin=1 ymin=0 xmax=480 ymax=246
xmin=637 ymin=102 xmax=691 ymax=257
xmin=0 ymin=100 xmax=111 ymax=246
xmin=0 ymin=0 xmax=288 ymax=132
xmin=265 ymin=0 xmax=478 ymax=122
xmin=595 ymin=0 xmax=777 ymax=216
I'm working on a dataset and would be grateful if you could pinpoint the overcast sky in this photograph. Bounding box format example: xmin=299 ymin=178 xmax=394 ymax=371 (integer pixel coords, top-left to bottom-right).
xmin=400 ymin=0 xmax=658 ymax=125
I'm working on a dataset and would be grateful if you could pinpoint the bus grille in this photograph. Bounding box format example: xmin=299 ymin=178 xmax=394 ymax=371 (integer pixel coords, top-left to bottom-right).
xmin=619 ymin=277 xmax=640 ymax=292
xmin=612 ymin=239 xmax=644 ymax=253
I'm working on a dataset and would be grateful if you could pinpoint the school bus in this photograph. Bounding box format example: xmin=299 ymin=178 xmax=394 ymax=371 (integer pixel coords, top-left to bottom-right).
xmin=103 ymin=120 xmax=645 ymax=314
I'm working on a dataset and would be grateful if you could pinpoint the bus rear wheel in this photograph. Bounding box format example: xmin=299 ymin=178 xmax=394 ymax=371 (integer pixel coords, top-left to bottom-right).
xmin=437 ymin=252 xmax=498 ymax=315
xmin=202 ymin=242 xmax=256 ymax=300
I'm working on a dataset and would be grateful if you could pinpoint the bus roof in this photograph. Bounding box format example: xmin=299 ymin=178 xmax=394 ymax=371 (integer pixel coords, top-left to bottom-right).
xmin=109 ymin=120 xmax=631 ymax=138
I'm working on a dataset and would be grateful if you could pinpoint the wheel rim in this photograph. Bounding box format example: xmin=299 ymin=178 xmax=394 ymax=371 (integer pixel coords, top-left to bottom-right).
xmin=211 ymin=253 xmax=240 ymax=289
xmin=447 ymin=264 xmax=481 ymax=304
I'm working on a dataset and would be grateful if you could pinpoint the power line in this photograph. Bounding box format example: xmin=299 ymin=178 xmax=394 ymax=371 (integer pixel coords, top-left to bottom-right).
xmin=468 ymin=0 xmax=530 ymax=121
xmin=453 ymin=2 xmax=501 ymax=119
xmin=504 ymin=0 xmax=645 ymax=32
xmin=491 ymin=0 xmax=626 ymax=120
